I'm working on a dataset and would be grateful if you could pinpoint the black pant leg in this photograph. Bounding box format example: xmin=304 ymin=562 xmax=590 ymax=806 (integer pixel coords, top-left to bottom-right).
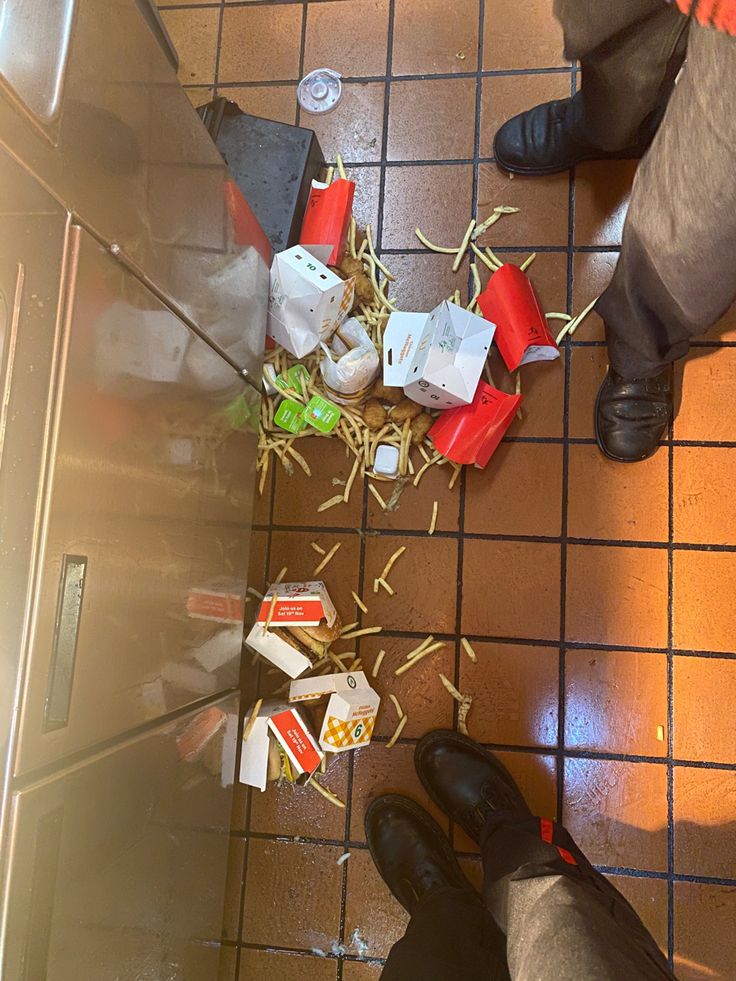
xmin=381 ymin=886 xmax=510 ymax=981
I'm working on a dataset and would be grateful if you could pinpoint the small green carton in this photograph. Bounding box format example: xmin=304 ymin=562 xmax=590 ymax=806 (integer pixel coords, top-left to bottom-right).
xmin=303 ymin=395 xmax=341 ymax=433
xmin=274 ymin=398 xmax=308 ymax=434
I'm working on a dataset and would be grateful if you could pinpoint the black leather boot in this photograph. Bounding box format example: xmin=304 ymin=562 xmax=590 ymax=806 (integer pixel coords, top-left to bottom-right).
xmin=365 ymin=794 xmax=476 ymax=914
xmin=415 ymin=731 xmax=531 ymax=844
xmin=595 ymin=365 xmax=673 ymax=463
xmin=493 ymin=96 xmax=656 ymax=176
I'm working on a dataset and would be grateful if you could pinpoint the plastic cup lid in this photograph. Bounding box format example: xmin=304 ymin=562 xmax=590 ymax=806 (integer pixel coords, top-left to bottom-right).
xmin=297 ymin=68 xmax=343 ymax=115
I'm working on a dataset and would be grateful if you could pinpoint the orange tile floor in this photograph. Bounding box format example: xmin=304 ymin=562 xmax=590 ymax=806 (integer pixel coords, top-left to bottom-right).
xmin=159 ymin=1 xmax=736 ymax=979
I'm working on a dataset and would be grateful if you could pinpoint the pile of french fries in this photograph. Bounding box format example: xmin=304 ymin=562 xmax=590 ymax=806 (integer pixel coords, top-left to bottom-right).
xmin=253 ymin=159 xmax=601 ymax=793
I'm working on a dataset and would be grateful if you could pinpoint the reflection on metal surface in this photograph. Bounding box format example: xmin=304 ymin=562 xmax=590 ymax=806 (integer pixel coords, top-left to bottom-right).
xmin=0 ymin=0 xmax=270 ymax=373
xmin=22 ymin=805 xmax=63 ymax=981
xmin=0 ymin=262 xmax=21 ymax=469
xmin=0 ymin=1 xmax=268 ymax=972
xmin=16 ymin=226 xmax=252 ymax=774
xmin=44 ymin=554 xmax=86 ymax=732
xmin=0 ymin=0 xmax=76 ymax=123
xmin=5 ymin=696 xmax=238 ymax=980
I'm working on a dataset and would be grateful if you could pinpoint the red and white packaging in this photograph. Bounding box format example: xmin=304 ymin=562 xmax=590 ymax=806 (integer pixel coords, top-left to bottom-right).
xmin=176 ymin=706 xmax=228 ymax=762
xmin=244 ymin=581 xmax=338 ymax=678
xmin=187 ymin=578 xmax=246 ymax=624
xmin=477 ymin=264 xmax=559 ymax=372
xmin=429 ymin=381 xmax=522 ymax=469
xmin=299 ymin=178 xmax=356 ymax=267
xmin=267 ymin=708 xmax=323 ymax=779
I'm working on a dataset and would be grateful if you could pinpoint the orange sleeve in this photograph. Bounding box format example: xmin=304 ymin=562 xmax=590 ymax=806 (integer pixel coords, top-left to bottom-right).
xmin=673 ymin=0 xmax=736 ymax=33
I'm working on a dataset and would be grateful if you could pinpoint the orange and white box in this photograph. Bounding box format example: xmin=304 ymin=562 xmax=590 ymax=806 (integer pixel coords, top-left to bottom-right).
xmin=289 ymin=671 xmax=380 ymax=753
xmin=245 ymin=581 xmax=337 ymax=679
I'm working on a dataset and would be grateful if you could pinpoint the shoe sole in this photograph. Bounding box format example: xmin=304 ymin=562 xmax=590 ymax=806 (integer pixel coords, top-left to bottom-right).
xmin=493 ymin=139 xmax=647 ymax=178
xmin=593 ymin=378 xmax=672 ymax=464
xmin=364 ymin=793 xmax=474 ymax=912
xmin=414 ymin=729 xmax=527 ymax=843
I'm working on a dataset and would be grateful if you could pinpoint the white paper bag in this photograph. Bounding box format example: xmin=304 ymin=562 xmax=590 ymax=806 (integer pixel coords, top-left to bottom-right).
xmin=267 ymin=245 xmax=355 ymax=358
xmin=319 ymin=317 xmax=380 ymax=404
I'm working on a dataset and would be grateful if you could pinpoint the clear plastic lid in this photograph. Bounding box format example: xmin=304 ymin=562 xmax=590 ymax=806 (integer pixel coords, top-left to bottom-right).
xmin=297 ymin=68 xmax=343 ymax=115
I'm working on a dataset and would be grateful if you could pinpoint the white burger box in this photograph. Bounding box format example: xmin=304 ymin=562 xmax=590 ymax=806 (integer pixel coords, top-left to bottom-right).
xmin=267 ymin=244 xmax=355 ymax=358
xmin=244 ymin=581 xmax=338 ymax=679
xmin=289 ymin=671 xmax=381 ymax=753
xmin=383 ymin=300 xmax=495 ymax=409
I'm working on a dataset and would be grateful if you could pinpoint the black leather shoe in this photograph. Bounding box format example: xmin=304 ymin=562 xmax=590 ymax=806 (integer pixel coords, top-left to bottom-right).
xmin=415 ymin=731 xmax=531 ymax=844
xmin=595 ymin=365 xmax=673 ymax=463
xmin=365 ymin=794 xmax=475 ymax=914
xmin=493 ymin=97 xmax=655 ymax=176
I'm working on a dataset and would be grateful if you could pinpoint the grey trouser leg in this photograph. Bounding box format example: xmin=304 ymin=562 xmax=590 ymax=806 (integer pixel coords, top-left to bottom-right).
xmin=554 ymin=0 xmax=688 ymax=151
xmin=381 ymin=815 xmax=673 ymax=980
xmin=597 ymin=24 xmax=736 ymax=377
xmin=481 ymin=816 xmax=675 ymax=981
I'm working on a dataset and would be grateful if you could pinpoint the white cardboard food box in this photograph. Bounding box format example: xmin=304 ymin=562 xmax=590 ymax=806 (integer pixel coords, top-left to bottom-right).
xmin=289 ymin=671 xmax=381 ymax=753
xmin=267 ymin=245 xmax=355 ymax=358
xmin=244 ymin=581 xmax=338 ymax=679
xmin=383 ymin=300 xmax=495 ymax=409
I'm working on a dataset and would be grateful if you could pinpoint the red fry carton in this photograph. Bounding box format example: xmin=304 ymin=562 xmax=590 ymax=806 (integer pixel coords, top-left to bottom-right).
xmin=429 ymin=381 xmax=522 ymax=469
xmin=267 ymin=708 xmax=323 ymax=780
xmin=299 ymin=178 xmax=356 ymax=267
xmin=477 ymin=264 xmax=560 ymax=372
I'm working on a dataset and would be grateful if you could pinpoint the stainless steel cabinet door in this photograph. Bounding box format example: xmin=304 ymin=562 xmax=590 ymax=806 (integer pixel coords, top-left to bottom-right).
xmin=2 ymin=694 xmax=238 ymax=981
xmin=0 ymin=146 xmax=71 ymax=843
xmin=15 ymin=225 xmax=256 ymax=775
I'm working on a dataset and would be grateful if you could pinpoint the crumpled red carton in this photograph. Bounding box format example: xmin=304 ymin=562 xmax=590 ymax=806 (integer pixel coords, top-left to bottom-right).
xmin=477 ymin=264 xmax=559 ymax=372
xmin=429 ymin=380 xmax=522 ymax=468
xmin=299 ymin=178 xmax=356 ymax=267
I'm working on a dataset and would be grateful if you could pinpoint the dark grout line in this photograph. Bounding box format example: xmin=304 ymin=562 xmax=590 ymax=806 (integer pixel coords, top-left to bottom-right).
xmin=379 ymin=241 xmax=617 ymax=251
xmin=233 ymin=829 xmax=736 ymax=885
xmin=667 ymin=395 xmax=676 ymax=969
xmin=556 ymin=61 xmax=578 ymax=826
xmin=211 ymin=0 xmax=225 ymax=99
xmin=235 ymin=938 xmax=387 ymax=965
xmin=255 ymin=520 xmax=736 ymax=555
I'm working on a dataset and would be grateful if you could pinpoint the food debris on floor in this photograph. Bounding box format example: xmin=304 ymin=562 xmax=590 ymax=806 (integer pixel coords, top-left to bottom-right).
xmin=242 ymin=153 xmax=604 ymax=815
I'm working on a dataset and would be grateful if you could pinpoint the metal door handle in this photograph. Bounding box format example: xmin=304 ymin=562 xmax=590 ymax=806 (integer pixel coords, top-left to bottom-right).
xmin=44 ymin=554 xmax=87 ymax=731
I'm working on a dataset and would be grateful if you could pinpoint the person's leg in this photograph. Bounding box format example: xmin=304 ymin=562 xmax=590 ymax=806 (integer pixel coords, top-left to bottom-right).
xmin=556 ymin=0 xmax=689 ymax=152
xmin=381 ymin=886 xmax=510 ymax=981
xmin=365 ymin=794 xmax=509 ymax=981
xmin=416 ymin=732 xmax=675 ymax=981
xmin=595 ymin=22 xmax=736 ymax=461
xmin=494 ymin=0 xmax=688 ymax=174
xmin=481 ymin=817 xmax=673 ymax=980
xmin=599 ymin=22 xmax=736 ymax=376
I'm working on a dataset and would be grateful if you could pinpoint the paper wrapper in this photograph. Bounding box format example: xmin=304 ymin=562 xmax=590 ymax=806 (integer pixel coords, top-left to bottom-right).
xmin=429 ymin=380 xmax=521 ymax=469
xmin=319 ymin=317 xmax=380 ymax=405
xmin=477 ymin=264 xmax=559 ymax=372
